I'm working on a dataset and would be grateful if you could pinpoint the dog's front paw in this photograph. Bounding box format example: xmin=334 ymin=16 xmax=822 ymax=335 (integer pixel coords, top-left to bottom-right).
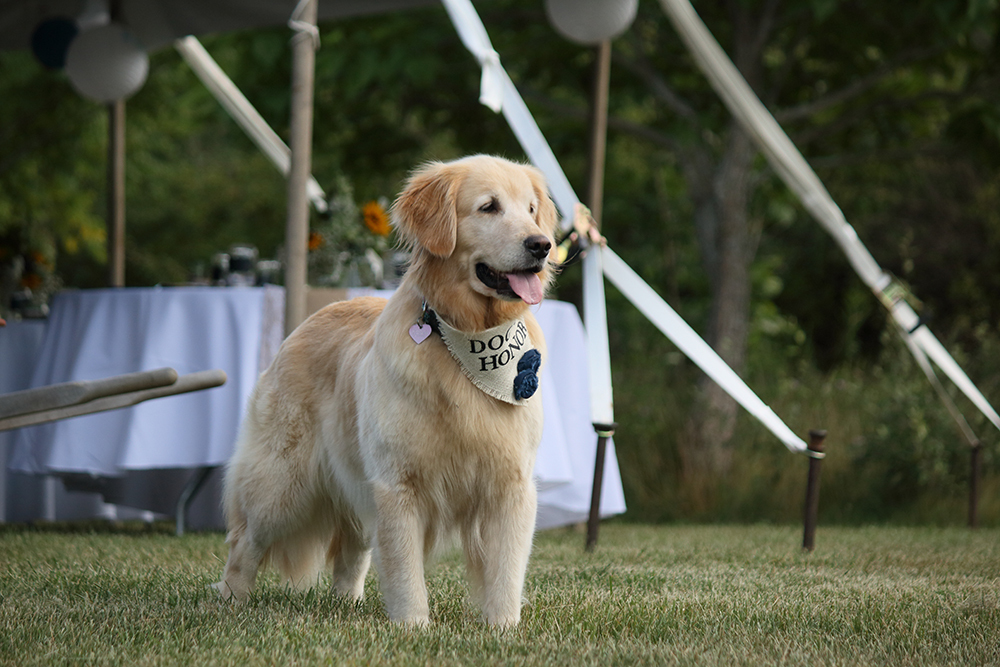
xmin=211 ymin=580 xmax=238 ymax=601
xmin=389 ymin=613 xmax=431 ymax=628
xmin=484 ymin=612 xmax=520 ymax=629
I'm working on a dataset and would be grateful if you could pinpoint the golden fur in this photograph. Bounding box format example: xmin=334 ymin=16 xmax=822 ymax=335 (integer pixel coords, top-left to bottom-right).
xmin=213 ymin=155 xmax=558 ymax=627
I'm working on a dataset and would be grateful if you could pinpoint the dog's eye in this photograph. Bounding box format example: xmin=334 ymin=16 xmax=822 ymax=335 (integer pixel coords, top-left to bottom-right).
xmin=529 ymin=203 xmax=537 ymax=216
xmin=479 ymin=198 xmax=499 ymax=214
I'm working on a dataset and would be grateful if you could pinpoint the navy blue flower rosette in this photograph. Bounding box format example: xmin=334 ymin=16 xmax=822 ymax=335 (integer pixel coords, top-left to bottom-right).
xmin=513 ymin=349 xmax=542 ymax=400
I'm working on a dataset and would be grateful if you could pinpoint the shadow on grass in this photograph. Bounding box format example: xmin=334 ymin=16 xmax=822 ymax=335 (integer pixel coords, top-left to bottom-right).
xmin=0 ymin=518 xmax=219 ymax=536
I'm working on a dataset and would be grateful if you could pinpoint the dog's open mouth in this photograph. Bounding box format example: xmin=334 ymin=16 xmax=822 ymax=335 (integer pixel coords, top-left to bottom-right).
xmin=476 ymin=263 xmax=545 ymax=305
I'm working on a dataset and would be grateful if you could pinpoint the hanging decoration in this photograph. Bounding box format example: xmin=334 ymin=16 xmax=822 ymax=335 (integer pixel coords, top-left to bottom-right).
xmin=30 ymin=17 xmax=78 ymax=70
xmin=65 ymin=23 xmax=149 ymax=103
xmin=544 ymin=0 xmax=638 ymax=45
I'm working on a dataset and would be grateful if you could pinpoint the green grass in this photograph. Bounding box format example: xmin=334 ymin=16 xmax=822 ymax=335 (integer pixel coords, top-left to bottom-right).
xmin=1 ymin=522 xmax=998 ymax=666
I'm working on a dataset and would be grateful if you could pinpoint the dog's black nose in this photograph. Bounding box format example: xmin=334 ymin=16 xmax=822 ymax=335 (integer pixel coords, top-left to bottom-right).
xmin=524 ymin=235 xmax=552 ymax=260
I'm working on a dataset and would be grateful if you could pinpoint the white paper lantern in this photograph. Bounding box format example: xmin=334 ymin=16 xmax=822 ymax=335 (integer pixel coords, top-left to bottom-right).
xmin=65 ymin=23 xmax=149 ymax=103
xmin=545 ymin=0 xmax=638 ymax=45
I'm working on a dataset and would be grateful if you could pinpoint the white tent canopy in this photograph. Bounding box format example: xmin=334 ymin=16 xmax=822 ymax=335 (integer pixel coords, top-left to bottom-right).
xmin=0 ymin=0 xmax=434 ymax=53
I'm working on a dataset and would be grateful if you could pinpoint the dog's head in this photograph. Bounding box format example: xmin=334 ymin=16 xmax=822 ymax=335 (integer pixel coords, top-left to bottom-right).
xmin=392 ymin=155 xmax=559 ymax=331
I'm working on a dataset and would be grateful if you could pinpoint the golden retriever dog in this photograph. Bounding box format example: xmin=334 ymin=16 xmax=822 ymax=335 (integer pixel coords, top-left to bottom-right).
xmin=213 ymin=155 xmax=558 ymax=627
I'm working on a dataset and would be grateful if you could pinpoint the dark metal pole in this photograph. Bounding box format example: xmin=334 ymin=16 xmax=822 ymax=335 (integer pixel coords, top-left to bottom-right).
xmin=107 ymin=99 xmax=126 ymax=287
xmin=106 ymin=0 xmax=125 ymax=287
xmin=586 ymin=422 xmax=616 ymax=552
xmin=969 ymin=441 xmax=982 ymax=529
xmin=175 ymin=466 xmax=215 ymax=536
xmin=802 ymin=429 xmax=826 ymax=552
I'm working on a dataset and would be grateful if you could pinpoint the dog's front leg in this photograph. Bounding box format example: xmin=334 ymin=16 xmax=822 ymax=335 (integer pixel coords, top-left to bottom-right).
xmin=477 ymin=482 xmax=537 ymax=628
xmin=373 ymin=482 xmax=429 ymax=625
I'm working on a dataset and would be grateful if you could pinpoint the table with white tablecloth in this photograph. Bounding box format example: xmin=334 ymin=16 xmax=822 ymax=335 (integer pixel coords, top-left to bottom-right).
xmin=4 ymin=286 xmax=625 ymax=529
xmin=0 ymin=318 xmax=48 ymax=522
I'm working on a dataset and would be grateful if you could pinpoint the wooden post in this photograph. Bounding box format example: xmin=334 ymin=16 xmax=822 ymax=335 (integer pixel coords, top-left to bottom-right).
xmin=802 ymin=429 xmax=826 ymax=552
xmin=969 ymin=441 xmax=982 ymax=529
xmin=284 ymin=0 xmax=318 ymax=337
xmin=106 ymin=99 xmax=126 ymax=287
xmin=583 ymin=40 xmax=614 ymax=554
xmin=585 ymin=39 xmax=612 ymax=228
xmin=585 ymin=422 xmax=616 ymax=552
xmin=106 ymin=0 xmax=126 ymax=288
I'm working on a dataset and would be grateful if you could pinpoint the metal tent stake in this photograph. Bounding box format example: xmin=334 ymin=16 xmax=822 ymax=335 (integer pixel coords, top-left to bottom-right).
xmin=969 ymin=441 xmax=982 ymax=529
xmin=586 ymin=422 xmax=617 ymax=552
xmin=802 ymin=429 xmax=826 ymax=552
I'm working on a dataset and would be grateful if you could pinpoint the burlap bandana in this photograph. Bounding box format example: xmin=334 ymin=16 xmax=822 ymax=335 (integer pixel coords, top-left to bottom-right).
xmin=430 ymin=312 xmax=540 ymax=406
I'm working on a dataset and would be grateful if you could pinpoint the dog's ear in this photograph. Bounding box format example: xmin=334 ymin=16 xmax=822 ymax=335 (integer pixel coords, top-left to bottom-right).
xmin=391 ymin=162 xmax=459 ymax=258
xmin=525 ymin=166 xmax=559 ymax=240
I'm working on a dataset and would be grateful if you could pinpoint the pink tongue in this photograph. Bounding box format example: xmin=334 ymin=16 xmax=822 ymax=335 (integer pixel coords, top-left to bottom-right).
xmin=506 ymin=272 xmax=544 ymax=305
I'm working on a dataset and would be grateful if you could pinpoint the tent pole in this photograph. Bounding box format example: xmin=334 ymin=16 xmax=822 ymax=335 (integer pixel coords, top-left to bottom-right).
xmin=584 ymin=39 xmax=615 ymax=551
xmin=801 ymin=430 xmax=826 ymax=552
xmin=106 ymin=0 xmax=125 ymax=288
xmin=585 ymin=40 xmax=611 ymax=227
xmin=106 ymin=99 xmax=126 ymax=288
xmin=969 ymin=441 xmax=982 ymax=529
xmin=284 ymin=0 xmax=318 ymax=337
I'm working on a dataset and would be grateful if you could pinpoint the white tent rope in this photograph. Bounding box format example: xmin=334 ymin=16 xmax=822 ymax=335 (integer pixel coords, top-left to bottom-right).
xmin=444 ymin=0 xmax=809 ymax=451
xmin=174 ymin=36 xmax=328 ymax=214
xmin=441 ymin=0 xmax=577 ymax=225
xmin=440 ymin=0 xmax=504 ymax=112
xmin=899 ymin=329 xmax=979 ymax=446
xmin=289 ymin=0 xmax=321 ymax=50
xmin=498 ymin=72 xmax=579 ymax=230
xmin=601 ymin=246 xmax=809 ymax=454
xmin=657 ymin=0 xmax=1000 ymax=434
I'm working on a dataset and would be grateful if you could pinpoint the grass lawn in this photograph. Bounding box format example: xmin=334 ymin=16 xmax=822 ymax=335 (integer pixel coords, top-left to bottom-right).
xmin=1 ymin=522 xmax=997 ymax=666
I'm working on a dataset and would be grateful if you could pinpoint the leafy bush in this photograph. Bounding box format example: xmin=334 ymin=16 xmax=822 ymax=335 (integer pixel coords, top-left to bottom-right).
xmin=611 ymin=319 xmax=999 ymax=526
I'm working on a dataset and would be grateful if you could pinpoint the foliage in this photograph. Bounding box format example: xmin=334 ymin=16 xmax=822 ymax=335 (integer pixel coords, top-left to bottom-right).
xmin=1 ymin=523 xmax=998 ymax=666
xmin=0 ymin=51 xmax=105 ymax=315
xmin=615 ymin=324 xmax=1000 ymax=525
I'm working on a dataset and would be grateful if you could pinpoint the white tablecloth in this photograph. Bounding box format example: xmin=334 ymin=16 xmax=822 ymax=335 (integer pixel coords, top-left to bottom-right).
xmin=6 ymin=287 xmax=625 ymax=528
xmin=1 ymin=319 xmax=48 ymax=521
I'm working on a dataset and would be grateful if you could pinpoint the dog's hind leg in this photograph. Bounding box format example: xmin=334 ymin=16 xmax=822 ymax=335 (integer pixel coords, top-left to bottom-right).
xmin=328 ymin=522 xmax=371 ymax=601
xmin=212 ymin=515 xmax=269 ymax=601
xmin=213 ymin=460 xmax=319 ymax=600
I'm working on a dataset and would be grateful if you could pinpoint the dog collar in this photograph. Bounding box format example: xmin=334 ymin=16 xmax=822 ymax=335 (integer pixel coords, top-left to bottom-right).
xmin=410 ymin=301 xmax=541 ymax=406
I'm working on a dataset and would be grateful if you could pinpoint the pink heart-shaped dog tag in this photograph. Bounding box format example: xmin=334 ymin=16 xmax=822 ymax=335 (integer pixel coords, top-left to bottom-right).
xmin=409 ymin=323 xmax=432 ymax=344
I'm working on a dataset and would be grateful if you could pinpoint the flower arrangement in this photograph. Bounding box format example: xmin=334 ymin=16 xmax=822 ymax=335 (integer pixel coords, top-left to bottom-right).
xmin=308 ymin=175 xmax=394 ymax=288
xmin=0 ymin=232 xmax=61 ymax=319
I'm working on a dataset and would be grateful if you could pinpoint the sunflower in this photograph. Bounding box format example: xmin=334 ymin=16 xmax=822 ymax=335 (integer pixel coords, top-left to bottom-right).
xmin=21 ymin=273 xmax=43 ymax=290
xmin=361 ymin=201 xmax=391 ymax=237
